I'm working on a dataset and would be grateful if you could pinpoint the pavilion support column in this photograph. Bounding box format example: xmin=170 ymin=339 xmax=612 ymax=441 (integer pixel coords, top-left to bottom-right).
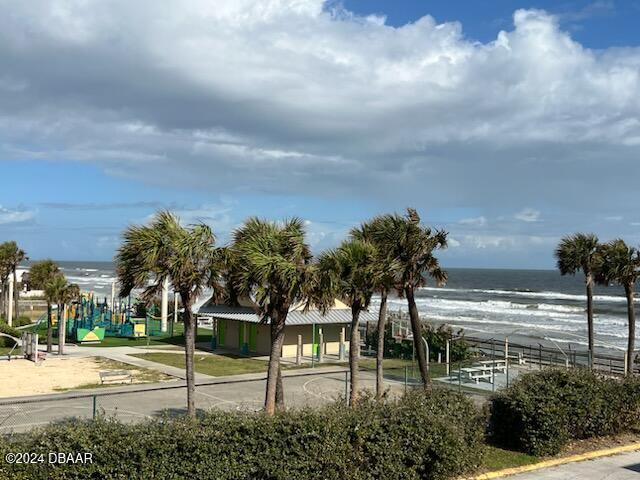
xmin=318 ymin=328 xmax=324 ymax=363
xmin=160 ymin=277 xmax=169 ymax=333
xmin=7 ymin=275 xmax=14 ymax=327
xmin=339 ymin=327 xmax=346 ymax=361
xmin=296 ymin=334 xmax=302 ymax=365
xmin=110 ymin=281 xmax=116 ymax=311
xmin=242 ymin=322 xmax=249 ymax=354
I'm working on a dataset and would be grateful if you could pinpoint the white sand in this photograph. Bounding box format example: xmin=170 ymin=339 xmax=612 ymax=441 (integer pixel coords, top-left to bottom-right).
xmin=0 ymin=357 xmax=103 ymax=398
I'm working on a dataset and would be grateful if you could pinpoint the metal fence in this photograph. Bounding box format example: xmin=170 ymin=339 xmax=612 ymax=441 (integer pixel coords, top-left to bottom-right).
xmin=0 ymin=369 xmax=355 ymax=434
xmin=464 ymin=336 xmax=637 ymax=376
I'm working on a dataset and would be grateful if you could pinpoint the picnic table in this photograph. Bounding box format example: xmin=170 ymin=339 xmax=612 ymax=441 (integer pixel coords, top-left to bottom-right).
xmin=459 ymin=360 xmax=507 ymax=384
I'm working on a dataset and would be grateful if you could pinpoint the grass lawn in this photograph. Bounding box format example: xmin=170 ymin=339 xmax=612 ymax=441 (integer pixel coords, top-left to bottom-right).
xmin=0 ymin=346 xmax=22 ymax=356
xmin=481 ymin=445 xmax=539 ymax=471
xmin=130 ymin=352 xmax=271 ymax=376
xmin=359 ymin=357 xmax=448 ymax=378
xmin=54 ymin=357 xmax=172 ymax=392
xmin=78 ymin=325 xmax=213 ymax=348
xmin=131 ymin=352 xmax=345 ymax=377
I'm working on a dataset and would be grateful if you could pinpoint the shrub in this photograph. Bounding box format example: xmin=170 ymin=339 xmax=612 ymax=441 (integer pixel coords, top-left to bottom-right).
xmin=0 ymin=322 xmax=21 ymax=347
xmin=489 ymin=369 xmax=640 ymax=456
xmin=0 ymin=389 xmax=484 ymax=480
xmin=366 ymin=322 xmax=470 ymax=362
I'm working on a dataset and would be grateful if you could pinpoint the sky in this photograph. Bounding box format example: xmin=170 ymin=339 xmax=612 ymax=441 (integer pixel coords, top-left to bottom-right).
xmin=0 ymin=0 xmax=639 ymax=269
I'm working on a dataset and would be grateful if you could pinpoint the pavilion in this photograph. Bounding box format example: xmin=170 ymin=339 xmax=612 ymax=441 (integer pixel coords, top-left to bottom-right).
xmin=197 ymin=296 xmax=376 ymax=359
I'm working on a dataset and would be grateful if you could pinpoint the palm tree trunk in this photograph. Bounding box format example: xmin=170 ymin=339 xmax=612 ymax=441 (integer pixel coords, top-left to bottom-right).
xmin=349 ymin=304 xmax=361 ymax=406
xmin=47 ymin=303 xmax=53 ymax=353
xmin=586 ymin=272 xmax=594 ymax=368
xmin=265 ymin=312 xmax=286 ymax=415
xmin=0 ymin=280 xmax=5 ymax=318
xmin=59 ymin=304 xmax=66 ymax=355
xmin=375 ymin=290 xmax=388 ymax=399
xmin=13 ymin=268 xmax=19 ymax=321
xmin=625 ymin=283 xmax=636 ymax=375
xmin=275 ymin=365 xmax=284 ymax=410
xmin=182 ymin=295 xmax=196 ymax=417
xmin=406 ymin=285 xmax=430 ymax=386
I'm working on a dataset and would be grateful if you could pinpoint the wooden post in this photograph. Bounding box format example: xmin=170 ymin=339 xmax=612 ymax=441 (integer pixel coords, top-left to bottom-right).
xmin=339 ymin=327 xmax=346 ymax=361
xmin=59 ymin=304 xmax=67 ymax=355
xmin=296 ymin=334 xmax=302 ymax=365
xmin=504 ymin=337 xmax=509 ymax=366
xmin=318 ymin=328 xmax=324 ymax=363
xmin=445 ymin=339 xmax=450 ymax=375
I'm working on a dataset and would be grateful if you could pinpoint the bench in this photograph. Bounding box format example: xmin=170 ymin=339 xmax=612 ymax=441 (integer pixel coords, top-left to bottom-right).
xmin=478 ymin=360 xmax=507 ymax=373
xmin=99 ymin=370 xmax=133 ymax=385
xmin=460 ymin=367 xmax=494 ymax=384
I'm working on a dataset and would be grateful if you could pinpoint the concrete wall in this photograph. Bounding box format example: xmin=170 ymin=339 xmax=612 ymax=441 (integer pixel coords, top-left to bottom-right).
xmin=282 ymin=324 xmax=348 ymax=357
xmin=215 ymin=317 xmax=349 ymax=358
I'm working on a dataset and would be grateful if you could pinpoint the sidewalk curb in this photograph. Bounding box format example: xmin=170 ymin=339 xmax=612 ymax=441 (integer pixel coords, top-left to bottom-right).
xmin=473 ymin=442 xmax=640 ymax=479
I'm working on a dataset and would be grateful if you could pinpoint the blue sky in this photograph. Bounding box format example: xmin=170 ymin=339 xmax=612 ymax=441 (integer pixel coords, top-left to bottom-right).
xmin=1 ymin=1 xmax=639 ymax=268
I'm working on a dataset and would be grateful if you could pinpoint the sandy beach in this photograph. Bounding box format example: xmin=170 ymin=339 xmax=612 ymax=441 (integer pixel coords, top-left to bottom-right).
xmin=0 ymin=357 xmax=102 ymax=398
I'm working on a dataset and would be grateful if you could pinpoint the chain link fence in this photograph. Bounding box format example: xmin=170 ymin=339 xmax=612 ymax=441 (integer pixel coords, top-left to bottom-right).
xmin=0 ymin=369 xmax=359 ymax=434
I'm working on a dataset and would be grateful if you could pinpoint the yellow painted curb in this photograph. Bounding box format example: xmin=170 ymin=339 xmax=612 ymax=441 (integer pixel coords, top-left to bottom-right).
xmin=473 ymin=442 xmax=640 ymax=479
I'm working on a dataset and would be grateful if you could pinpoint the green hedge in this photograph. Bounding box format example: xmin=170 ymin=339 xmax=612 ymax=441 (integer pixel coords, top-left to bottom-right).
xmin=489 ymin=369 xmax=640 ymax=456
xmin=0 ymin=322 xmax=21 ymax=347
xmin=1 ymin=389 xmax=484 ymax=480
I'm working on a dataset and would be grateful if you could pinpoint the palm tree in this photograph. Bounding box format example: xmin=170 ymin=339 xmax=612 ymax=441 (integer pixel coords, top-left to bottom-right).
xmin=116 ymin=211 xmax=221 ymax=416
xmin=228 ymin=217 xmax=315 ymax=415
xmin=595 ymin=239 xmax=640 ymax=375
xmin=318 ymin=239 xmax=378 ymax=406
xmin=4 ymin=242 xmax=27 ymax=323
xmin=362 ymin=209 xmax=447 ymax=387
xmin=0 ymin=243 xmax=11 ymax=320
xmin=0 ymin=242 xmax=27 ymax=323
xmin=44 ymin=275 xmax=78 ymax=355
xmin=555 ymin=234 xmax=601 ymax=364
xmin=59 ymin=282 xmax=80 ymax=355
xmin=29 ymin=259 xmax=62 ymax=352
xmin=351 ymin=218 xmax=399 ymax=399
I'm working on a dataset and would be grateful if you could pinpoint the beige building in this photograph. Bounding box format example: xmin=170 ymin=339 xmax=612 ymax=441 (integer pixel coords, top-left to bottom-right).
xmin=197 ymin=297 xmax=376 ymax=358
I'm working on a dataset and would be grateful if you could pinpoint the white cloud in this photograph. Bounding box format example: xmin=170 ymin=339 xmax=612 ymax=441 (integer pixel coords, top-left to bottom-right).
xmin=514 ymin=208 xmax=541 ymax=223
xmin=605 ymin=215 xmax=623 ymax=221
xmin=0 ymin=2 xmax=639 ymax=220
xmin=0 ymin=206 xmax=36 ymax=225
xmin=447 ymin=236 xmax=461 ymax=248
xmin=459 ymin=216 xmax=487 ymax=227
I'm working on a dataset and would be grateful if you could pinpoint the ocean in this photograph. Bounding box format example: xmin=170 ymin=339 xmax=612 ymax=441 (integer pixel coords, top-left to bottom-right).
xmin=372 ymin=268 xmax=637 ymax=352
xmin=38 ymin=262 xmax=637 ymax=351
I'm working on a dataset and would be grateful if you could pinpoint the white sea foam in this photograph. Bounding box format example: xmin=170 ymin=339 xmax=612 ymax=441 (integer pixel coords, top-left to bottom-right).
xmin=418 ymin=286 xmax=633 ymax=303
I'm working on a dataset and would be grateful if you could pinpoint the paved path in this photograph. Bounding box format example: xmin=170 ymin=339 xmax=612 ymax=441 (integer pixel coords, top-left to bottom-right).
xmin=508 ymin=450 xmax=640 ymax=479
xmin=51 ymin=344 xmax=215 ymax=381
xmin=0 ymin=368 xmax=400 ymax=433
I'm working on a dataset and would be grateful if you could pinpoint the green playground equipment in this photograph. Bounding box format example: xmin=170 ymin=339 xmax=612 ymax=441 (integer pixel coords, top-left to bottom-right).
xmin=63 ymin=295 xmax=174 ymax=343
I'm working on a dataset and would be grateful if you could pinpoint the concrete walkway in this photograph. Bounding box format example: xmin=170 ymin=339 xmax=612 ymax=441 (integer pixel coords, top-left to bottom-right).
xmin=507 ymin=450 xmax=640 ymax=479
xmin=46 ymin=344 xmax=215 ymax=381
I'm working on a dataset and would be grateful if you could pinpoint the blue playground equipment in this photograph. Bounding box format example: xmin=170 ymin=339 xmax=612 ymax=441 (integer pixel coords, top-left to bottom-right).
xmin=64 ymin=295 xmax=171 ymax=343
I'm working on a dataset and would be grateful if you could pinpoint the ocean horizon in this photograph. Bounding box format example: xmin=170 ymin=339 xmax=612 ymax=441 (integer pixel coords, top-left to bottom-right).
xmin=21 ymin=261 xmax=638 ymax=352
